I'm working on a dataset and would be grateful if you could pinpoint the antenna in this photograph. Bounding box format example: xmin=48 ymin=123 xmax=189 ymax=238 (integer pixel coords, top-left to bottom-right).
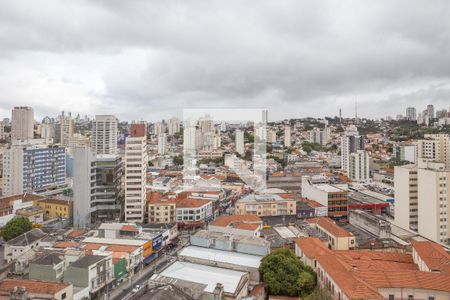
xmin=355 ymin=96 xmax=358 ymax=122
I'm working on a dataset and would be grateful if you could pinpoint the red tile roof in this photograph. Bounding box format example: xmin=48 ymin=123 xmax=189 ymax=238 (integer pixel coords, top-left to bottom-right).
xmin=295 ymin=237 xmax=331 ymax=259
xmin=210 ymin=215 xmax=262 ymax=227
xmin=175 ymin=197 xmax=211 ymax=209
xmin=412 ymin=240 xmax=450 ymax=273
xmin=0 ymin=279 xmax=70 ymax=295
xmin=307 ymin=217 xmax=353 ymax=238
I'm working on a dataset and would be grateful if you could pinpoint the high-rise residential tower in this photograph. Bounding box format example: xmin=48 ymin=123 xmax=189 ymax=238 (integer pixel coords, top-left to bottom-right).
xmin=92 ymin=115 xmax=118 ymax=155
xmin=406 ymin=107 xmax=417 ymax=121
xmin=124 ymin=123 xmax=148 ymax=223
xmin=11 ymin=106 xmax=34 ymax=140
xmin=235 ymin=129 xmax=245 ymax=155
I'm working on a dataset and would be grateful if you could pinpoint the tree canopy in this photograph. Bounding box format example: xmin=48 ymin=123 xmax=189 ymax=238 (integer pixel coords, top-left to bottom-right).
xmin=1 ymin=217 xmax=33 ymax=241
xmin=260 ymin=249 xmax=317 ymax=297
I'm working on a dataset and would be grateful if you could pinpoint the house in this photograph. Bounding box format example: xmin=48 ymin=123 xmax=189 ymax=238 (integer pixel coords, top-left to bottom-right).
xmin=3 ymin=228 xmax=47 ymax=263
xmin=0 ymin=279 xmax=73 ymax=300
xmin=295 ymin=237 xmax=450 ymax=300
xmin=63 ymin=255 xmax=113 ymax=297
xmin=305 ymin=217 xmax=356 ymax=250
xmin=208 ymin=214 xmax=263 ymax=237
xmin=411 ymin=240 xmax=450 ymax=273
xmin=34 ymin=197 xmax=73 ymax=220
xmin=29 ymin=253 xmax=66 ymax=282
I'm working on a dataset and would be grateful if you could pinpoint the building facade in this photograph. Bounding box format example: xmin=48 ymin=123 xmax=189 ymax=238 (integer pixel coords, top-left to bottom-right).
xmin=11 ymin=106 xmax=34 ymax=140
xmin=92 ymin=115 xmax=118 ymax=155
xmin=124 ymin=123 xmax=148 ymax=223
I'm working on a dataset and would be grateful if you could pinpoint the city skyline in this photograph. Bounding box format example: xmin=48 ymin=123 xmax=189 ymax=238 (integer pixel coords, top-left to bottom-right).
xmin=1 ymin=1 xmax=450 ymax=121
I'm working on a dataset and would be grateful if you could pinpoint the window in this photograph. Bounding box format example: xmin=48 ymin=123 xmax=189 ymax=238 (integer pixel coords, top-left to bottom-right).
xmin=62 ymin=292 xmax=66 ymax=299
xmin=429 ymin=297 xmax=435 ymax=300
xmin=389 ymin=295 xmax=394 ymax=300
xmin=408 ymin=296 xmax=413 ymax=300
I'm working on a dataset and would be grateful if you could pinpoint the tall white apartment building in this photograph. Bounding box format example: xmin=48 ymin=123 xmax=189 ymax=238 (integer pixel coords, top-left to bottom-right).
xmin=92 ymin=115 xmax=118 ymax=155
xmin=40 ymin=123 xmax=55 ymax=139
xmin=427 ymin=104 xmax=435 ymax=119
xmin=158 ymin=133 xmax=167 ymax=155
xmin=167 ymin=117 xmax=180 ymax=135
xmin=406 ymin=107 xmax=416 ymax=121
xmin=417 ymin=164 xmax=449 ymax=244
xmin=11 ymin=106 xmax=34 ymax=140
xmin=57 ymin=112 xmax=74 ymax=149
xmin=235 ymin=129 xmax=245 ymax=155
xmin=341 ymin=125 xmax=365 ymax=176
xmin=309 ymin=127 xmax=329 ymax=146
xmin=124 ymin=123 xmax=148 ymax=223
xmin=266 ymin=129 xmax=277 ymax=143
xmin=154 ymin=122 xmax=165 ymax=135
xmin=284 ymin=126 xmax=291 ymax=147
xmin=2 ymin=139 xmax=66 ymax=196
xmin=348 ymin=150 xmax=369 ymax=182
xmin=394 ymin=164 xmax=418 ymax=231
xmin=417 ymin=134 xmax=450 ymax=168
xmin=0 ymin=123 xmax=5 ymax=140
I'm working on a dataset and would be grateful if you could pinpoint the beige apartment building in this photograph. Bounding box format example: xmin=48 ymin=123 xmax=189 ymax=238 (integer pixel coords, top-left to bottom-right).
xmin=235 ymin=193 xmax=296 ymax=216
xmin=147 ymin=193 xmax=176 ymax=224
xmin=394 ymin=164 xmax=418 ymax=231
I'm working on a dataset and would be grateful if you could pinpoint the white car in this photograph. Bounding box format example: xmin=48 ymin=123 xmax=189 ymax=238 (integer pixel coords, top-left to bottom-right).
xmin=132 ymin=285 xmax=141 ymax=293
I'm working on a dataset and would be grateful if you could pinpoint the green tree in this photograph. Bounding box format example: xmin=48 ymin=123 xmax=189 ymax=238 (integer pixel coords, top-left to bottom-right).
xmin=1 ymin=217 xmax=33 ymax=241
xmin=173 ymin=155 xmax=184 ymax=166
xmin=260 ymin=249 xmax=317 ymax=297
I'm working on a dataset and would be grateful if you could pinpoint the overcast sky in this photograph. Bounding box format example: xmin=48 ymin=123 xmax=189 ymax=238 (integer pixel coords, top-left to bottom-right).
xmin=1 ymin=0 xmax=450 ymax=122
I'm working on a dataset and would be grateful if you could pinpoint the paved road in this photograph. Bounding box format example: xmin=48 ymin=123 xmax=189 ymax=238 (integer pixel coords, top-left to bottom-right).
xmin=109 ymin=244 xmax=184 ymax=300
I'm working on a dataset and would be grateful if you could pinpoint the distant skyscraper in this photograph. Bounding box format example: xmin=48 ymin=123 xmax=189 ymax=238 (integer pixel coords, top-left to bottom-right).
xmin=0 ymin=123 xmax=5 ymax=140
xmin=158 ymin=133 xmax=167 ymax=154
xmin=167 ymin=117 xmax=180 ymax=135
xmin=340 ymin=125 xmax=365 ymax=176
xmin=284 ymin=126 xmax=291 ymax=147
xmin=154 ymin=122 xmax=165 ymax=135
xmin=406 ymin=107 xmax=416 ymax=121
xmin=57 ymin=111 xmax=74 ymax=149
xmin=124 ymin=123 xmax=148 ymax=223
xmin=11 ymin=106 xmax=34 ymax=140
xmin=92 ymin=115 xmax=118 ymax=155
xmin=235 ymin=129 xmax=245 ymax=155
xmin=427 ymin=104 xmax=435 ymax=119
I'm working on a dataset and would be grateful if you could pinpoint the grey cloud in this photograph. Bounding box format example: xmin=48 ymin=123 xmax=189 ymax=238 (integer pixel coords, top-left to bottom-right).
xmin=0 ymin=0 xmax=450 ymax=120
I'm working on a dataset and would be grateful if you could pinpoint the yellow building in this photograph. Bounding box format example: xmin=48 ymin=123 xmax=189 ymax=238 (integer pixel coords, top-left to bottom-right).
xmin=34 ymin=198 xmax=73 ymax=220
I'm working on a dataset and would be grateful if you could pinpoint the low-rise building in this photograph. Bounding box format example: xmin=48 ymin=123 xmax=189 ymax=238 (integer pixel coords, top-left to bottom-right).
xmin=150 ymin=261 xmax=249 ymax=300
xmin=0 ymin=279 xmax=73 ymax=300
xmin=3 ymin=228 xmax=47 ymax=263
xmin=175 ymin=197 xmax=213 ymax=228
xmin=411 ymin=240 xmax=450 ymax=273
xmin=235 ymin=193 xmax=296 ymax=217
xmin=34 ymin=197 xmax=73 ymax=220
xmin=208 ymin=214 xmax=262 ymax=237
xmin=179 ymin=245 xmax=263 ymax=284
xmin=63 ymin=255 xmax=113 ymax=297
xmin=15 ymin=205 xmax=44 ymax=224
xmin=147 ymin=192 xmax=176 ymax=224
xmin=29 ymin=253 xmax=66 ymax=282
xmin=301 ymin=176 xmax=349 ymax=222
xmin=295 ymin=237 xmax=450 ymax=300
xmin=306 ymin=217 xmax=356 ymax=250
xmin=191 ymin=230 xmax=270 ymax=256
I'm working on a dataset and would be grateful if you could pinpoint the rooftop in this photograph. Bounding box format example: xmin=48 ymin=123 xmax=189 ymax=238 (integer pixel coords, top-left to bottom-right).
xmin=0 ymin=279 xmax=70 ymax=295
xmin=70 ymin=255 xmax=107 ymax=268
xmin=31 ymin=253 xmax=63 ymax=266
xmin=157 ymin=261 xmax=247 ymax=294
xmin=307 ymin=217 xmax=353 ymax=238
xmin=412 ymin=240 xmax=450 ymax=273
xmin=210 ymin=215 xmax=262 ymax=228
xmin=6 ymin=228 xmax=47 ymax=247
xmin=179 ymin=246 xmax=263 ymax=268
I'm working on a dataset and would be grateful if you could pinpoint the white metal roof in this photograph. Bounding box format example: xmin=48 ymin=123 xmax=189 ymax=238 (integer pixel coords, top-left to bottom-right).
xmin=83 ymin=237 xmax=147 ymax=246
xmin=160 ymin=261 xmax=247 ymax=293
xmin=273 ymin=226 xmax=297 ymax=239
xmin=179 ymin=246 xmax=262 ymax=268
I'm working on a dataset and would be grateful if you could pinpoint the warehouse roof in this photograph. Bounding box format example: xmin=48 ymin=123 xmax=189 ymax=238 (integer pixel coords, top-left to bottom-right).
xmin=179 ymin=246 xmax=262 ymax=268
